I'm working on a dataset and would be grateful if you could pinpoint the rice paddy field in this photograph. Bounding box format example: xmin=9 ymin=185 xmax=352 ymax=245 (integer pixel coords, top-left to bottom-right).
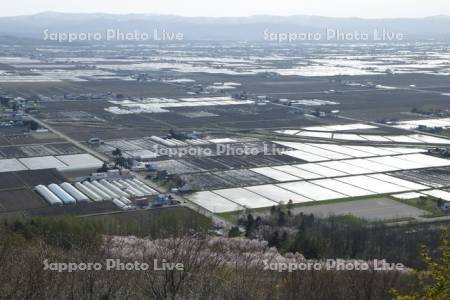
xmin=3 ymin=41 xmax=450 ymax=221
xmin=185 ymin=140 xmax=450 ymax=214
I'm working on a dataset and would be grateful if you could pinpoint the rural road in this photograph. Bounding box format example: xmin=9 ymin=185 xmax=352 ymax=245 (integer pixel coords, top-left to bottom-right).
xmin=29 ymin=114 xmax=233 ymax=229
xmin=28 ymin=115 xmax=109 ymax=161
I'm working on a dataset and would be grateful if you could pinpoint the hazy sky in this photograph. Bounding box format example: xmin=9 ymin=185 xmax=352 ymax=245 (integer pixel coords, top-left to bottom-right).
xmin=1 ymin=0 xmax=450 ymax=18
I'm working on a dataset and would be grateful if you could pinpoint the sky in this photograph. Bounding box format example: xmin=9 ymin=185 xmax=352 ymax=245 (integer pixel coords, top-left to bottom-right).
xmin=1 ymin=0 xmax=450 ymax=18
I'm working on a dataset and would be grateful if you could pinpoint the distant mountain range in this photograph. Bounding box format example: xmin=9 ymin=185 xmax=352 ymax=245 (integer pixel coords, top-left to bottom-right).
xmin=0 ymin=12 xmax=449 ymax=42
